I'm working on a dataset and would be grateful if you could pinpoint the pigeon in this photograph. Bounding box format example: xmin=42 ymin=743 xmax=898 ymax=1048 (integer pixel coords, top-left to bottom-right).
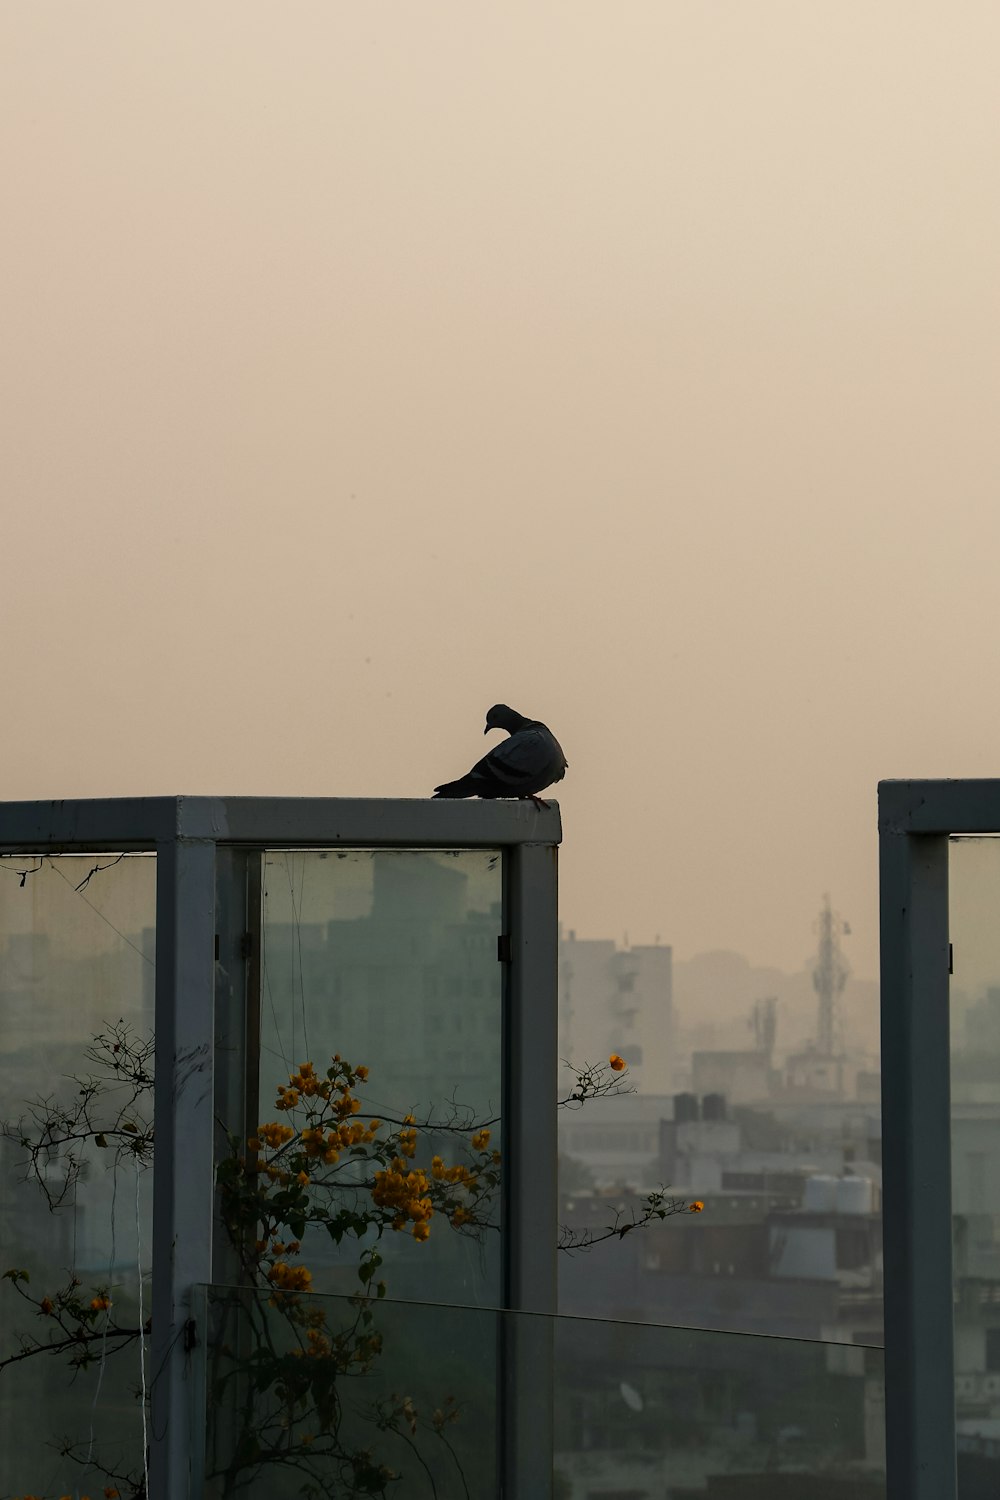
xmin=433 ymin=704 xmax=567 ymax=806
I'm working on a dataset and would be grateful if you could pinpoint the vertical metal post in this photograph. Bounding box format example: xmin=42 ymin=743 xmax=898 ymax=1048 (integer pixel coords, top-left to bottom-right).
xmin=503 ymin=841 xmax=559 ymax=1498
xmin=880 ymin=829 xmax=956 ymax=1500
xmin=151 ymin=835 xmax=218 ymax=1500
xmin=207 ymin=848 xmax=262 ymax=1495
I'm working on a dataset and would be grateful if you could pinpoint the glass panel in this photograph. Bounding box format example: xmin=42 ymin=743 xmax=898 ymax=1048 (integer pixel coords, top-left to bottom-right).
xmin=559 ymin=903 xmax=884 ymax=1344
xmin=259 ymin=850 xmax=503 ymax=1305
xmin=949 ymin=837 xmax=1000 ymax=1497
xmin=0 ymin=853 xmax=155 ymax=1500
xmin=200 ymin=1286 xmax=886 ymax=1500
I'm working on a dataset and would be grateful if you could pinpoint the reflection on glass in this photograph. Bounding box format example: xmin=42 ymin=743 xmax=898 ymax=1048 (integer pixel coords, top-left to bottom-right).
xmin=0 ymin=853 xmax=155 ymax=1499
xmin=950 ymin=837 xmax=1000 ymax=1497
xmin=200 ymin=1286 xmax=886 ymax=1500
xmin=260 ymin=850 xmax=503 ymax=1305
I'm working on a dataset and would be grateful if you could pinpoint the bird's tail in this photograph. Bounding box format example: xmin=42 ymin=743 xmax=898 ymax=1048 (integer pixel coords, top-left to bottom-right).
xmin=432 ymin=777 xmax=475 ymax=798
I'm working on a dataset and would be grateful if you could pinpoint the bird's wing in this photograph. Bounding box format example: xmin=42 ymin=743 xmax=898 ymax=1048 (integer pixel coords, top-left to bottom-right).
xmin=482 ymin=729 xmax=551 ymax=787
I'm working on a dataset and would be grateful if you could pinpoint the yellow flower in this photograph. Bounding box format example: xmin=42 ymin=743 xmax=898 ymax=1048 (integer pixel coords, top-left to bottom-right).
xmin=90 ymin=1294 xmax=111 ymax=1311
xmin=268 ymin=1261 xmax=313 ymax=1291
xmin=471 ymin=1128 xmax=491 ymax=1150
xmin=412 ymin=1221 xmax=430 ymax=1242
xmin=689 ymin=1200 xmax=705 ymax=1213
xmin=297 ymin=1171 xmax=310 ymax=1186
xmin=258 ymin=1121 xmax=295 ymax=1149
xmin=609 ymin=1054 xmax=626 ymax=1072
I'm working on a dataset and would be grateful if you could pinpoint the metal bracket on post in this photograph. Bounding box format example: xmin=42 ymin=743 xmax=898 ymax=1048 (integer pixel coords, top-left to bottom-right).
xmin=503 ymin=841 xmax=559 ymax=1499
xmin=879 ymin=819 xmax=956 ymax=1500
xmin=150 ymin=834 xmax=218 ymax=1500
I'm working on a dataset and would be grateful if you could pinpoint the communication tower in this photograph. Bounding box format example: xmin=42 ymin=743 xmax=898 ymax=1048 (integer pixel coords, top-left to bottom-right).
xmin=812 ymin=894 xmax=850 ymax=1055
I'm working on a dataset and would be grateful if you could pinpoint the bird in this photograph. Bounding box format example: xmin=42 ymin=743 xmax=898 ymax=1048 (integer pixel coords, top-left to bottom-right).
xmin=432 ymin=704 xmax=567 ymax=806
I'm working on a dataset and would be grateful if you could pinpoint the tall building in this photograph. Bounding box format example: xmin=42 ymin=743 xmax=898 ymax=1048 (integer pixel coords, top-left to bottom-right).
xmin=558 ymin=929 xmax=674 ymax=1094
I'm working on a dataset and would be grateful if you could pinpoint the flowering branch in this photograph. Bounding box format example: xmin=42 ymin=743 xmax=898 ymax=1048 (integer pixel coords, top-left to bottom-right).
xmin=0 ymin=1021 xmax=152 ymax=1210
xmin=0 ymin=1270 xmax=144 ymax=1375
xmin=557 ymin=1053 xmax=634 ymax=1110
xmin=558 ymin=1190 xmax=703 ymax=1254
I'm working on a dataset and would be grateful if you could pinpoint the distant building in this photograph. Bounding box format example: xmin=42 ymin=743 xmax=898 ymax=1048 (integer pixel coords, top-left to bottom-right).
xmin=558 ymin=929 xmax=674 ymax=1094
xmin=692 ymin=1047 xmax=777 ymax=1104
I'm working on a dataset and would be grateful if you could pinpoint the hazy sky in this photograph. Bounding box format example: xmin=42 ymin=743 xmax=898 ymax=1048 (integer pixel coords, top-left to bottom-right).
xmin=3 ymin=3 xmax=999 ymax=979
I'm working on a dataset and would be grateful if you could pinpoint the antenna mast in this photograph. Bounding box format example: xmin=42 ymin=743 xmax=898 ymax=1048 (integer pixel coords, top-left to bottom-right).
xmin=812 ymin=894 xmax=849 ymax=1055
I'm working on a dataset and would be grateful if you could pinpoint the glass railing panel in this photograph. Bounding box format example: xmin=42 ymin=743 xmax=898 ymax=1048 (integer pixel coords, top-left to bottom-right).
xmin=198 ymin=1286 xmax=886 ymax=1500
xmin=259 ymin=849 xmax=504 ymax=1306
xmin=0 ymin=853 xmax=155 ymax=1499
xmin=950 ymin=836 xmax=1000 ymax=1496
xmin=558 ymin=909 xmax=883 ymax=1346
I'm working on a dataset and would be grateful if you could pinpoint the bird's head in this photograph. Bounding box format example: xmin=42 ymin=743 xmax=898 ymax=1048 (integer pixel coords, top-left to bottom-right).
xmin=484 ymin=703 xmax=522 ymax=735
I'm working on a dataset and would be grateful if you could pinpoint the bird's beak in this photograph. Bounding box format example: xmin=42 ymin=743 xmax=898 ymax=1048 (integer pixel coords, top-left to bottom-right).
xmin=483 ymin=724 xmax=490 ymax=735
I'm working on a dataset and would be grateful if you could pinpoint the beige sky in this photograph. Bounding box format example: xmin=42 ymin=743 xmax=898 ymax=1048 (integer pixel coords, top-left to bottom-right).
xmin=2 ymin=2 xmax=999 ymax=980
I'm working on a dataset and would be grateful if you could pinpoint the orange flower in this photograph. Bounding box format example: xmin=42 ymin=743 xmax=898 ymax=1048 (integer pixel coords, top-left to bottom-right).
xmin=105 ymin=1489 xmax=121 ymax=1498
xmin=268 ymin=1261 xmax=313 ymax=1291
xmin=609 ymin=1054 xmax=626 ymax=1072
xmin=90 ymin=1294 xmax=111 ymax=1311
xmin=39 ymin=1297 xmax=54 ymax=1315
xmin=689 ymin=1200 xmax=705 ymax=1213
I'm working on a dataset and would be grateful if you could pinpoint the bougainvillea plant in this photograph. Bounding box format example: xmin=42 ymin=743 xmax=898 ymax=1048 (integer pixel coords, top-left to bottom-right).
xmin=2 ymin=1028 xmax=700 ymax=1499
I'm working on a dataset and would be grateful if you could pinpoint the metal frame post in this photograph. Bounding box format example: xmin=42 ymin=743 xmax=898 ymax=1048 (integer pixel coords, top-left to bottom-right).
xmin=879 ymin=823 xmax=955 ymax=1500
xmin=502 ymin=841 xmax=559 ymax=1499
xmin=879 ymin=781 xmax=1000 ymax=1498
xmin=505 ymin=840 xmax=559 ymax=1312
xmin=151 ymin=833 xmax=218 ymax=1500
